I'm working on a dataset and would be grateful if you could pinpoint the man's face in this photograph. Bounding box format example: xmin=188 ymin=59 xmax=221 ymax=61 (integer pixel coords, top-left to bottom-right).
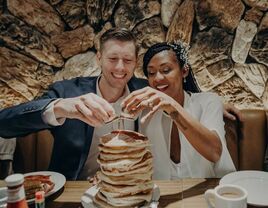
xmin=97 ymin=39 xmax=137 ymax=90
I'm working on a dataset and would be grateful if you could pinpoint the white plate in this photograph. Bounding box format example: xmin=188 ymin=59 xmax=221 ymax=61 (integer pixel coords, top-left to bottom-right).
xmin=24 ymin=171 xmax=66 ymax=204
xmin=81 ymin=184 xmax=160 ymax=208
xmin=220 ymin=171 xmax=268 ymax=207
xmin=0 ymin=171 xmax=66 ymax=206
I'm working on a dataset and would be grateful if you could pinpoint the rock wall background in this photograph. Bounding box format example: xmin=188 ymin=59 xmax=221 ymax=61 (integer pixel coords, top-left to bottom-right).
xmin=0 ymin=0 xmax=267 ymax=109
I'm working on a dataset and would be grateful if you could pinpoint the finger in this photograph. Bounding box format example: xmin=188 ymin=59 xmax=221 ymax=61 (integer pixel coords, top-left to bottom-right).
xmin=124 ymin=91 xmax=155 ymax=113
xmin=145 ymin=94 xmax=162 ymax=107
xmin=80 ymin=116 xmax=103 ymax=127
xmin=79 ymin=116 xmax=103 ymax=127
xmin=140 ymin=104 xmax=161 ymax=123
xmin=83 ymin=99 xmax=110 ymax=122
xmin=232 ymin=109 xmax=243 ymax=121
xmin=132 ymin=94 xmax=161 ymax=113
xmin=223 ymin=111 xmax=236 ymax=121
xmin=81 ymin=96 xmax=115 ymax=122
xmin=122 ymin=88 xmax=148 ymax=105
xmin=75 ymin=103 xmax=103 ymax=126
xmin=91 ymin=95 xmax=116 ymax=118
xmin=121 ymin=87 xmax=154 ymax=109
xmin=124 ymin=105 xmax=146 ymax=119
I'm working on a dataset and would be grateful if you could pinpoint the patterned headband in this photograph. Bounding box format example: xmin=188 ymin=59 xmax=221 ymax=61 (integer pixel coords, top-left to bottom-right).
xmin=143 ymin=41 xmax=190 ymax=77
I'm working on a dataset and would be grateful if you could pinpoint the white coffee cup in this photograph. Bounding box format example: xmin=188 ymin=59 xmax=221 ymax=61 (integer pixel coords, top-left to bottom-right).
xmin=204 ymin=184 xmax=247 ymax=208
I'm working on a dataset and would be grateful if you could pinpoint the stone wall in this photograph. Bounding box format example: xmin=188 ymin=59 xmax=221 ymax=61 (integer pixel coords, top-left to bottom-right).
xmin=0 ymin=0 xmax=267 ymax=109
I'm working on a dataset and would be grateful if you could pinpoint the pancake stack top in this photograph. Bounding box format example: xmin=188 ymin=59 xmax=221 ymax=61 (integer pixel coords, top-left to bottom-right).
xmin=94 ymin=130 xmax=154 ymax=208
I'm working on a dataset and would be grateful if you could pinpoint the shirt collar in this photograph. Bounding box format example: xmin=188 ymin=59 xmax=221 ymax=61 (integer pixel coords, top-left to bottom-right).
xmin=96 ymin=76 xmax=130 ymax=104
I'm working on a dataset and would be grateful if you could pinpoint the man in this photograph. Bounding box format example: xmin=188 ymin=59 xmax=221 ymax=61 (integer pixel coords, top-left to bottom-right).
xmin=0 ymin=28 xmax=148 ymax=180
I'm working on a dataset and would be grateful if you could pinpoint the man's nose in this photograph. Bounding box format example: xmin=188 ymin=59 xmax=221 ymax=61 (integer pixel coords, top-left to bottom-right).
xmin=115 ymin=59 xmax=125 ymax=70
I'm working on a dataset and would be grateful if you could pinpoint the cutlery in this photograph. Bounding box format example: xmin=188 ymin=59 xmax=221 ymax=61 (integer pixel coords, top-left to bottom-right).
xmin=150 ymin=184 xmax=160 ymax=208
xmin=141 ymin=184 xmax=160 ymax=208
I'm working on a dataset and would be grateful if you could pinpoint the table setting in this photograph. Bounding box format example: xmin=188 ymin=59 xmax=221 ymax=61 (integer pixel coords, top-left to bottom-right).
xmin=1 ymin=170 xmax=268 ymax=208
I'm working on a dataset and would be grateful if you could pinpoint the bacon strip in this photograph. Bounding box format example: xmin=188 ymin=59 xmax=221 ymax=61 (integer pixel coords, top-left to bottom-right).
xmin=24 ymin=174 xmax=55 ymax=199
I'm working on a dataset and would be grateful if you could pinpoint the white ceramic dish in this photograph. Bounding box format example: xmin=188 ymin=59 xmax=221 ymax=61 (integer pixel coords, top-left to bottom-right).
xmin=220 ymin=170 xmax=268 ymax=207
xmin=81 ymin=184 xmax=160 ymax=208
xmin=0 ymin=171 xmax=65 ymax=206
xmin=24 ymin=171 xmax=66 ymax=204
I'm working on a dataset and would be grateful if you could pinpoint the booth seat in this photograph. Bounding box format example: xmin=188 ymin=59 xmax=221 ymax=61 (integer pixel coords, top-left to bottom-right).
xmin=13 ymin=109 xmax=268 ymax=173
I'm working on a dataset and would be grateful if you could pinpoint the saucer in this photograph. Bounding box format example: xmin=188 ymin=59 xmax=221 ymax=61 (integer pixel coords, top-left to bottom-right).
xmin=220 ymin=171 xmax=268 ymax=206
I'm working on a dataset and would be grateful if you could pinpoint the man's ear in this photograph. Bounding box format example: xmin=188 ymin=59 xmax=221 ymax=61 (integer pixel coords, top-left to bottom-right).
xmin=96 ymin=51 xmax=101 ymax=66
xmin=182 ymin=66 xmax=189 ymax=78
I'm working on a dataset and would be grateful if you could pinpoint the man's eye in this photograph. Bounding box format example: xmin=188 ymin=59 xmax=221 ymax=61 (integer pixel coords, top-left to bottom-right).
xmin=109 ymin=58 xmax=117 ymax=61
xmin=124 ymin=59 xmax=132 ymax=64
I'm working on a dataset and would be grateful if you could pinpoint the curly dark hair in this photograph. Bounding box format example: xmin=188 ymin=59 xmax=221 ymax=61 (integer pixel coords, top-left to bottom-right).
xmin=143 ymin=41 xmax=200 ymax=93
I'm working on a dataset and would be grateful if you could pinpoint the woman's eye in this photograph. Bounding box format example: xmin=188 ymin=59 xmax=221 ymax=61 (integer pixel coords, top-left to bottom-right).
xmin=163 ymin=68 xmax=171 ymax=74
xmin=148 ymin=71 xmax=155 ymax=76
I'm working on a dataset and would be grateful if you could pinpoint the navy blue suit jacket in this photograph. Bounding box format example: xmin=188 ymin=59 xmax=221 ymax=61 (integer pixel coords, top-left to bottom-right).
xmin=0 ymin=76 xmax=148 ymax=179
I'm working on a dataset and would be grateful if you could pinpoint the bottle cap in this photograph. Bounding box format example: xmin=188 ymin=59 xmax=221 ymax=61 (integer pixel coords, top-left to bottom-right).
xmin=5 ymin=174 xmax=24 ymax=187
xmin=35 ymin=191 xmax=45 ymax=201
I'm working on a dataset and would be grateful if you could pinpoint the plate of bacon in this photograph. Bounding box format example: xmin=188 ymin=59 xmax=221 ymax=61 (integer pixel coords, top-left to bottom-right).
xmin=24 ymin=171 xmax=66 ymax=203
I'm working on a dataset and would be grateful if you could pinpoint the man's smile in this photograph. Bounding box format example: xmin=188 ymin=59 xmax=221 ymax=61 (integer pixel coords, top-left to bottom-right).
xmin=112 ymin=72 xmax=127 ymax=79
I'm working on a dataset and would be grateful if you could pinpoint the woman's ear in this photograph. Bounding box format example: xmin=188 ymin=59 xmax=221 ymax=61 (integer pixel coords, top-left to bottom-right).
xmin=182 ymin=65 xmax=189 ymax=78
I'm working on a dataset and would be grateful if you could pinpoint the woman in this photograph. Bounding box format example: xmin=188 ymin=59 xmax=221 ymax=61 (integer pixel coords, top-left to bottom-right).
xmin=122 ymin=41 xmax=235 ymax=179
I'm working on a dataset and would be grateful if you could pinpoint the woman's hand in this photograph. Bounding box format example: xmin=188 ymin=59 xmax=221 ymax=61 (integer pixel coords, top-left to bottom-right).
xmin=223 ymin=103 xmax=243 ymax=121
xmin=121 ymin=87 xmax=180 ymax=123
xmin=122 ymin=87 xmax=223 ymax=163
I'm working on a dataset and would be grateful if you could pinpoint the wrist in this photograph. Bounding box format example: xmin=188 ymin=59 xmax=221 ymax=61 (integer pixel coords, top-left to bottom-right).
xmin=54 ymin=99 xmax=65 ymax=118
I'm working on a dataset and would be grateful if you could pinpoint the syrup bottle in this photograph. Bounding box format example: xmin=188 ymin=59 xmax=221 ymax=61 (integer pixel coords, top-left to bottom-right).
xmin=35 ymin=191 xmax=45 ymax=208
xmin=5 ymin=173 xmax=29 ymax=208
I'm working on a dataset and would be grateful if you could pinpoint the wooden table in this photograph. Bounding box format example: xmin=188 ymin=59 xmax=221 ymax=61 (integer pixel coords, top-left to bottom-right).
xmin=0 ymin=179 xmax=259 ymax=207
xmin=41 ymin=179 xmax=219 ymax=208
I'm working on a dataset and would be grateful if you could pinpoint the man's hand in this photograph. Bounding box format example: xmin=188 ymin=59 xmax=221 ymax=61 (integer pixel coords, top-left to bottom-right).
xmin=223 ymin=103 xmax=243 ymax=121
xmin=53 ymin=93 xmax=116 ymax=127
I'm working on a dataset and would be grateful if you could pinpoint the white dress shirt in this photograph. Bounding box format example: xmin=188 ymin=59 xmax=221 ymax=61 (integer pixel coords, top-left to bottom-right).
xmin=140 ymin=91 xmax=236 ymax=179
xmin=79 ymin=82 xmax=134 ymax=179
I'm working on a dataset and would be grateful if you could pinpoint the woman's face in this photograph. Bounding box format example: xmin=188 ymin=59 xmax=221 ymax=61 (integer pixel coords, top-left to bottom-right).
xmin=147 ymin=50 xmax=188 ymax=102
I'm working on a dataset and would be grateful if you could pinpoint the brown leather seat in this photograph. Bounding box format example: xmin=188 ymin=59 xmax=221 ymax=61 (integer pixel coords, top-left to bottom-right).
xmin=225 ymin=109 xmax=267 ymax=170
xmin=13 ymin=110 xmax=268 ymax=173
xmin=13 ymin=130 xmax=53 ymax=173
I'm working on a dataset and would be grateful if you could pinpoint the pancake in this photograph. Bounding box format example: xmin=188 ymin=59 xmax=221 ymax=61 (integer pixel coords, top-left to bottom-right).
xmin=100 ymin=152 xmax=153 ymax=176
xmin=97 ymin=151 xmax=152 ymax=172
xmin=101 ymin=163 xmax=153 ymax=176
xmin=97 ymin=171 xmax=153 ymax=185
xmin=99 ymin=144 xmax=149 ymax=154
xmin=100 ymin=130 xmax=149 ymax=148
xmin=94 ymin=192 xmax=147 ymax=208
xmin=99 ymin=180 xmax=153 ymax=197
xmin=94 ymin=130 xmax=153 ymax=207
xmin=99 ymin=147 xmax=147 ymax=160
xmin=101 ymin=190 xmax=152 ymax=205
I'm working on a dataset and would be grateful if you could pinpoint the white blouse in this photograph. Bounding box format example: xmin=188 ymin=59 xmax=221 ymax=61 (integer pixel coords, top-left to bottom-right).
xmin=140 ymin=91 xmax=236 ymax=179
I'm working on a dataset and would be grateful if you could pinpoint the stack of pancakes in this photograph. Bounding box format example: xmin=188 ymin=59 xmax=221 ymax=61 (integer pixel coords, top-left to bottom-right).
xmin=94 ymin=130 xmax=153 ymax=208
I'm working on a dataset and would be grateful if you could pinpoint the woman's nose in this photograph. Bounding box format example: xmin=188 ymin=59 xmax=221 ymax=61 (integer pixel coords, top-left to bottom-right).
xmin=155 ymin=71 xmax=164 ymax=81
